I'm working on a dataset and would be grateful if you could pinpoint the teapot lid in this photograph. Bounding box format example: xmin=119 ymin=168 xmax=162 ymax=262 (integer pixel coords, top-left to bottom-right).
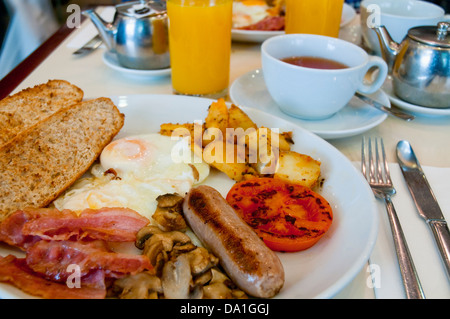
xmin=116 ymin=0 xmax=166 ymax=18
xmin=408 ymin=22 xmax=450 ymax=48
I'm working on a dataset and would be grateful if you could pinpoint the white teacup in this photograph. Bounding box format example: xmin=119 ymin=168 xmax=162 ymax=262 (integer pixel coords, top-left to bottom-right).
xmin=361 ymin=0 xmax=449 ymax=55
xmin=261 ymin=34 xmax=388 ymax=120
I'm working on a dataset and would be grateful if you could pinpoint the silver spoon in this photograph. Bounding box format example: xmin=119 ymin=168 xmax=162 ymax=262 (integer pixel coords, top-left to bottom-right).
xmin=355 ymin=92 xmax=415 ymax=121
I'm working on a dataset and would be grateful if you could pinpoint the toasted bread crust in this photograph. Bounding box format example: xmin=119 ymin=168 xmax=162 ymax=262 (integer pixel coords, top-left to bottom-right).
xmin=0 ymin=97 xmax=124 ymax=221
xmin=0 ymin=80 xmax=84 ymax=147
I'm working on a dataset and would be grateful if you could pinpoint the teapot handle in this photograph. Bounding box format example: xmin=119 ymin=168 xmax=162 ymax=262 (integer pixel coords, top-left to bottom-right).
xmin=357 ymin=55 xmax=388 ymax=95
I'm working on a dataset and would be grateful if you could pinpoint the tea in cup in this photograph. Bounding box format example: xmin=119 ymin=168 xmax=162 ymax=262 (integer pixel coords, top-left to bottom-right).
xmin=261 ymin=34 xmax=388 ymax=120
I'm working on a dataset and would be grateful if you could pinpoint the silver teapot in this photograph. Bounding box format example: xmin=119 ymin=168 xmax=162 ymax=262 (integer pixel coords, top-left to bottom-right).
xmin=83 ymin=0 xmax=170 ymax=70
xmin=372 ymin=22 xmax=450 ymax=108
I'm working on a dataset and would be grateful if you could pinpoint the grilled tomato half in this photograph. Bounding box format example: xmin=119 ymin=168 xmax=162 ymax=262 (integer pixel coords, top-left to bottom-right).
xmin=226 ymin=177 xmax=333 ymax=252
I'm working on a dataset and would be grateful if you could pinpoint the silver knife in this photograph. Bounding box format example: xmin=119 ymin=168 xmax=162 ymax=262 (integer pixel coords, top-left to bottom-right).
xmin=355 ymin=92 xmax=415 ymax=121
xmin=396 ymin=140 xmax=450 ymax=280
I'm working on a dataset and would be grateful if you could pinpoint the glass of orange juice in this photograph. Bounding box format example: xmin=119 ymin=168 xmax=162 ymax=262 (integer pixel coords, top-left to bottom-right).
xmin=285 ymin=0 xmax=344 ymax=37
xmin=167 ymin=0 xmax=233 ymax=98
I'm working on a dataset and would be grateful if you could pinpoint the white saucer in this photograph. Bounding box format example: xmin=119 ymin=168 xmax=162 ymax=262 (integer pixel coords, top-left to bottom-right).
xmin=102 ymin=51 xmax=171 ymax=77
xmin=229 ymin=69 xmax=389 ymax=140
xmin=382 ymin=76 xmax=450 ymax=117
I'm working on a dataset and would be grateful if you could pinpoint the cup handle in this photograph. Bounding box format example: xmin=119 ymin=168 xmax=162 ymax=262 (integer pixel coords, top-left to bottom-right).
xmin=357 ymin=55 xmax=388 ymax=95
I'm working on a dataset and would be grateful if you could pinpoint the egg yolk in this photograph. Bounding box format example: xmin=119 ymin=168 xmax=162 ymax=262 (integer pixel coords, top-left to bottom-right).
xmin=104 ymin=139 xmax=149 ymax=160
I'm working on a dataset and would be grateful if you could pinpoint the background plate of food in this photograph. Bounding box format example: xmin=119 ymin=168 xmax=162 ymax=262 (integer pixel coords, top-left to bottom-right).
xmin=232 ymin=1 xmax=357 ymax=43
xmin=0 ymin=93 xmax=377 ymax=299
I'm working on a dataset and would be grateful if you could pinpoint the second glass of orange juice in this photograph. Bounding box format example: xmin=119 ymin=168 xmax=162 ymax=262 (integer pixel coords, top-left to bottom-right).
xmin=285 ymin=0 xmax=344 ymax=37
xmin=167 ymin=0 xmax=232 ymax=98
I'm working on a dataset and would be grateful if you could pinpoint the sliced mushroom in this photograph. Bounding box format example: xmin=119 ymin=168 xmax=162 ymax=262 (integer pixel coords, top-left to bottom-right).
xmin=203 ymin=282 xmax=233 ymax=299
xmin=155 ymin=231 xmax=191 ymax=252
xmin=145 ymin=240 xmax=169 ymax=275
xmin=112 ymin=272 xmax=162 ymax=299
xmin=161 ymin=254 xmax=192 ymax=299
xmin=142 ymin=231 xmax=192 ymax=275
xmin=185 ymin=247 xmax=219 ymax=276
xmin=189 ymin=269 xmax=213 ymax=299
xmin=153 ymin=193 xmax=187 ymax=231
xmin=135 ymin=225 xmax=163 ymax=249
xmin=193 ymin=269 xmax=212 ymax=287
xmin=201 ymin=268 xmax=248 ymax=299
xmin=172 ymin=242 xmax=197 ymax=257
xmin=231 ymin=289 xmax=248 ymax=299
xmin=156 ymin=193 xmax=184 ymax=208
xmin=190 ymin=285 xmax=204 ymax=299
xmin=210 ymin=267 xmax=233 ymax=286
xmin=152 ymin=206 xmax=187 ymax=231
xmin=132 ymin=199 xmax=247 ymax=300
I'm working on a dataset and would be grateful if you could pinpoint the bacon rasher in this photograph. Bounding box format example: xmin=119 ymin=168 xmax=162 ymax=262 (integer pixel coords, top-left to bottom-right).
xmin=25 ymin=240 xmax=153 ymax=283
xmin=0 ymin=207 xmax=150 ymax=249
xmin=0 ymin=255 xmax=106 ymax=299
xmin=0 ymin=207 xmax=152 ymax=298
xmin=238 ymin=16 xmax=285 ymax=31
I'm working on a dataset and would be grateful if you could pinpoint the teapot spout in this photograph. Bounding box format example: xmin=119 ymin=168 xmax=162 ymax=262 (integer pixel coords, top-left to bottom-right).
xmin=82 ymin=9 xmax=116 ymax=51
xmin=371 ymin=25 xmax=401 ymax=74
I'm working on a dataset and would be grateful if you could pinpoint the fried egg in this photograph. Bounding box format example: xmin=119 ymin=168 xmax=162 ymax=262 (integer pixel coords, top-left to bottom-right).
xmin=232 ymin=0 xmax=270 ymax=28
xmin=54 ymin=134 xmax=210 ymax=220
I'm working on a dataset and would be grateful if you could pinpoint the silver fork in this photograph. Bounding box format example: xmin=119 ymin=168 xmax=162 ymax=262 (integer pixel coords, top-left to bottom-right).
xmin=362 ymin=137 xmax=425 ymax=299
xmin=72 ymin=35 xmax=103 ymax=56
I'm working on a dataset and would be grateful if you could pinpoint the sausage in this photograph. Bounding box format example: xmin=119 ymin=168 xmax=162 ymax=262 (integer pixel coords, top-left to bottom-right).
xmin=182 ymin=185 xmax=285 ymax=298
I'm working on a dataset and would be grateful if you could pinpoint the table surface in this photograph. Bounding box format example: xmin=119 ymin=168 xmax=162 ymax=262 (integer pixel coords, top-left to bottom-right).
xmin=2 ymin=10 xmax=450 ymax=299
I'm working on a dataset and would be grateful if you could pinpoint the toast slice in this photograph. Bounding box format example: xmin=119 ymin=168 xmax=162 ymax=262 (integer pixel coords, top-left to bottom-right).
xmin=0 ymin=97 xmax=125 ymax=221
xmin=0 ymin=80 xmax=84 ymax=147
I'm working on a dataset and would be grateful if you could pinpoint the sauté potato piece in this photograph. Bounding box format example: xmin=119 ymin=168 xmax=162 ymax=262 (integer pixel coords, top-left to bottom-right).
xmin=274 ymin=151 xmax=321 ymax=188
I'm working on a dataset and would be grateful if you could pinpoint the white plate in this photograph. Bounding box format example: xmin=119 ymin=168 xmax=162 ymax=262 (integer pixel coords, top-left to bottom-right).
xmin=232 ymin=29 xmax=284 ymax=43
xmin=231 ymin=3 xmax=356 ymax=43
xmin=0 ymin=94 xmax=378 ymax=299
xmin=230 ymin=69 xmax=389 ymax=139
xmin=102 ymin=51 xmax=171 ymax=77
xmin=382 ymin=76 xmax=450 ymax=117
